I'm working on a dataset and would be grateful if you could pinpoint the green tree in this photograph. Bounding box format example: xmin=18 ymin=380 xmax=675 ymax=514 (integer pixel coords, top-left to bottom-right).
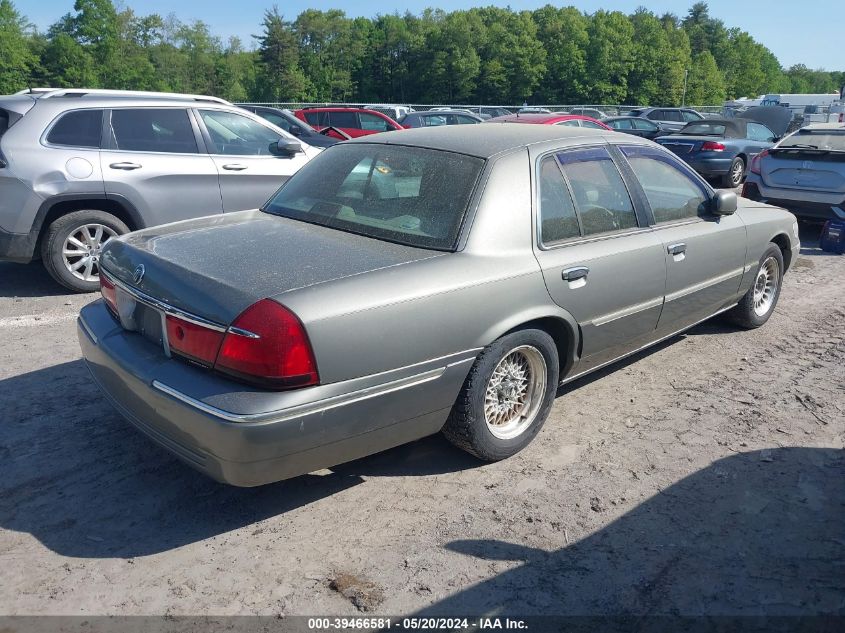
xmin=255 ymin=7 xmax=312 ymax=101
xmin=0 ymin=0 xmax=37 ymax=93
xmin=533 ymin=6 xmax=589 ymax=103
xmin=685 ymin=50 xmax=725 ymax=105
xmin=584 ymin=10 xmax=634 ymax=103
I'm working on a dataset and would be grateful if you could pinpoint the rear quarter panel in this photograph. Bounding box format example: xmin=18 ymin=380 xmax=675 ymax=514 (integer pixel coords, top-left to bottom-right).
xmin=735 ymin=200 xmax=799 ymax=288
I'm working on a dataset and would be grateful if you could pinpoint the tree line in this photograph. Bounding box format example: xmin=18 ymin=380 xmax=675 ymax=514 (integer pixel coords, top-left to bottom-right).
xmin=1 ymin=0 xmax=843 ymax=107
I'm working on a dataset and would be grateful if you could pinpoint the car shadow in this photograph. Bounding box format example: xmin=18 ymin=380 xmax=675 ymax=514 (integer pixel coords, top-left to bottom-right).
xmin=414 ymin=447 xmax=844 ymax=619
xmin=0 ymin=360 xmax=481 ymax=559
xmin=0 ymin=261 xmax=79 ymax=298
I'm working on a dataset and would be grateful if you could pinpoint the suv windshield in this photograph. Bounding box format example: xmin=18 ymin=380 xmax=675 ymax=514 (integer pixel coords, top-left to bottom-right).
xmin=779 ymin=129 xmax=845 ymax=151
xmin=263 ymin=143 xmax=484 ymax=250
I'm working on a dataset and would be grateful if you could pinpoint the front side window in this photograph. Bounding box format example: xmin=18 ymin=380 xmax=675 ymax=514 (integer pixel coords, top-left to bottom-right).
xmin=111 ymin=109 xmax=197 ymax=153
xmin=746 ymin=122 xmax=775 ymax=142
xmin=632 ymin=118 xmax=658 ymax=131
xmin=303 ymin=111 xmax=321 ymax=126
xmin=424 ymin=115 xmax=448 ymax=127
xmin=557 ymin=147 xmax=637 ymax=236
xmin=661 ymin=110 xmax=683 ymax=122
xmin=456 ymin=115 xmax=479 ymax=125
xmin=46 ymin=109 xmax=103 ymax=148
xmin=621 ymin=146 xmax=708 ymax=223
xmin=359 ymin=112 xmax=391 ymax=132
xmin=538 ymin=156 xmax=580 ymax=244
xmin=609 ymin=119 xmax=633 ymax=130
xmin=259 ymin=112 xmax=295 ymax=133
xmin=682 ymin=110 xmax=703 ymax=122
xmin=263 ymin=144 xmax=484 ymax=250
xmin=200 ymin=110 xmax=281 ymax=155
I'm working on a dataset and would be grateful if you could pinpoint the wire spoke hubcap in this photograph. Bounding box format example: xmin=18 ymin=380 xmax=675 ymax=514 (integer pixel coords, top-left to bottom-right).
xmin=484 ymin=345 xmax=547 ymax=440
xmin=62 ymin=223 xmax=118 ymax=282
xmin=752 ymin=256 xmax=779 ymax=317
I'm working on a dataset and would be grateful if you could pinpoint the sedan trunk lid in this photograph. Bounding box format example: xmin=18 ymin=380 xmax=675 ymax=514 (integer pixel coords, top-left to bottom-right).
xmin=101 ymin=209 xmax=441 ymax=326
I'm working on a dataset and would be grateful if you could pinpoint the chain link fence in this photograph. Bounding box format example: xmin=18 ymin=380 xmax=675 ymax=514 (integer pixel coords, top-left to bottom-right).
xmin=237 ymin=102 xmax=725 ymax=117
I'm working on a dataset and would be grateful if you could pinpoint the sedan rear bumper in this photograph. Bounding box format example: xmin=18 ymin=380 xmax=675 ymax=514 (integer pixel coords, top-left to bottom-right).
xmin=78 ymin=301 xmax=474 ymax=486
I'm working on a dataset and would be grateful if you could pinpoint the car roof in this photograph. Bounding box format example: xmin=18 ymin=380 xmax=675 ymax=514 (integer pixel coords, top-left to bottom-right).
xmin=487 ymin=113 xmax=593 ymax=125
xmin=345 ymin=122 xmax=624 ymax=159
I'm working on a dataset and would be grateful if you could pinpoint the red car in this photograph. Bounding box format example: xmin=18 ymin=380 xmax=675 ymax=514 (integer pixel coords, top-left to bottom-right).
xmin=293 ymin=107 xmax=404 ymax=139
xmin=487 ymin=112 xmax=612 ymax=130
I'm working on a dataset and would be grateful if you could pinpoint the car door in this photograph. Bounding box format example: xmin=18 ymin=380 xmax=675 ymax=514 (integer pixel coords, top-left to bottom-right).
xmin=196 ymin=108 xmax=310 ymax=212
xmin=745 ymin=122 xmax=776 ymax=158
xmin=531 ymin=146 xmax=667 ymax=375
xmin=100 ymin=107 xmax=223 ymax=226
xmin=618 ymin=144 xmax=747 ymax=334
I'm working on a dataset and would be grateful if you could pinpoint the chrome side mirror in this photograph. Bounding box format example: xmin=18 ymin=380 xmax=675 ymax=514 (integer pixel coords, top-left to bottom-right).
xmin=711 ymin=190 xmax=737 ymax=216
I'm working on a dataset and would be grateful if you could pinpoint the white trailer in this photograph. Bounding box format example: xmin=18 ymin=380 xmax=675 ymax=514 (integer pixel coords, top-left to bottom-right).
xmin=761 ymin=93 xmax=841 ymax=117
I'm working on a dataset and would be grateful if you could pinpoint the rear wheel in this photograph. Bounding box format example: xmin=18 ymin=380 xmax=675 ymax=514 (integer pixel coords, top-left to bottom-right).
xmin=41 ymin=210 xmax=129 ymax=293
xmin=443 ymin=329 xmax=559 ymax=461
xmin=725 ymin=244 xmax=784 ymax=329
xmin=722 ymin=157 xmax=745 ymax=188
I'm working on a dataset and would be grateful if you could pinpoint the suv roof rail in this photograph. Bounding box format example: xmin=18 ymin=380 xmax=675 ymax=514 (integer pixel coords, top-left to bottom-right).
xmin=14 ymin=87 xmax=61 ymax=95
xmin=35 ymin=89 xmax=231 ymax=105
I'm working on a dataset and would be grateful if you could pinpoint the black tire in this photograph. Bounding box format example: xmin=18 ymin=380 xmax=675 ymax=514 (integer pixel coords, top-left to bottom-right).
xmin=725 ymin=243 xmax=784 ymax=329
xmin=41 ymin=210 xmax=129 ymax=293
xmin=443 ymin=328 xmax=559 ymax=461
xmin=722 ymin=156 xmax=745 ymax=188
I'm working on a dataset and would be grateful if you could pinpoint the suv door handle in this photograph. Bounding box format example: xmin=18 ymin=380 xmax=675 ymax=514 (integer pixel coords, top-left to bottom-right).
xmin=561 ymin=266 xmax=589 ymax=281
xmin=222 ymin=163 xmax=248 ymax=171
xmin=667 ymin=243 xmax=687 ymax=255
xmin=109 ymin=162 xmax=141 ymax=170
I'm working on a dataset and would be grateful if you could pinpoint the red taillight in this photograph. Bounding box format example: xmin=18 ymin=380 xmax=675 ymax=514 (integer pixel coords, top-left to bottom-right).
xmin=700 ymin=141 xmax=726 ymax=151
xmin=214 ymin=299 xmax=318 ymax=389
xmin=166 ymin=315 xmax=225 ymax=366
xmin=750 ymin=149 xmax=769 ymax=175
xmin=100 ymin=275 xmax=118 ymax=316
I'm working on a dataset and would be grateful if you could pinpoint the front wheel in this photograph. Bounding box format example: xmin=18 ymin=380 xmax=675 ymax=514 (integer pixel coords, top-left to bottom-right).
xmin=443 ymin=329 xmax=559 ymax=461
xmin=725 ymin=244 xmax=784 ymax=329
xmin=41 ymin=210 xmax=129 ymax=293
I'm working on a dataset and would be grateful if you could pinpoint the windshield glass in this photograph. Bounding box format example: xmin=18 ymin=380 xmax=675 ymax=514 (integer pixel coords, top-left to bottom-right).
xmin=680 ymin=123 xmax=726 ymax=136
xmin=779 ymin=129 xmax=845 ymax=151
xmin=263 ymin=143 xmax=484 ymax=250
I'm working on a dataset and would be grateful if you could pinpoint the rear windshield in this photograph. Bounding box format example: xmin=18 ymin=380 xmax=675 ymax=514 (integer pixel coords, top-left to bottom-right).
xmin=263 ymin=143 xmax=485 ymax=250
xmin=680 ymin=123 xmax=726 ymax=136
xmin=779 ymin=129 xmax=845 ymax=151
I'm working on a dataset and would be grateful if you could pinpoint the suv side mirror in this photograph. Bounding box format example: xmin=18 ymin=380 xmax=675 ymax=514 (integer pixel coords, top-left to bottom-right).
xmin=711 ymin=190 xmax=737 ymax=216
xmin=272 ymin=139 xmax=302 ymax=157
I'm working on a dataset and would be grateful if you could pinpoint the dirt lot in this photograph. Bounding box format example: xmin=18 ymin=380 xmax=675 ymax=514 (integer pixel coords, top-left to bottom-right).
xmin=0 ymin=222 xmax=842 ymax=618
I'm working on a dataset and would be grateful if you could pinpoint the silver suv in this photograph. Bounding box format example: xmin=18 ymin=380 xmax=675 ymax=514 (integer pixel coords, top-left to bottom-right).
xmin=0 ymin=89 xmax=319 ymax=292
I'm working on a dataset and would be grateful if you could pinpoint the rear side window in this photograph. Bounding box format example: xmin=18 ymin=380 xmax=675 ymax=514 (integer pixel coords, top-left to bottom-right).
xmin=538 ymin=156 xmax=580 ymax=244
xmin=661 ymin=110 xmax=683 ymax=122
xmin=329 ymin=112 xmax=358 ymax=128
xmin=557 ymin=147 xmax=637 ymax=236
xmin=609 ymin=119 xmax=632 ymax=130
xmin=581 ymin=120 xmax=605 ymax=129
xmin=112 ymin=109 xmax=197 ymax=153
xmin=682 ymin=110 xmax=703 ymax=122
xmin=46 ymin=109 xmax=102 ymax=148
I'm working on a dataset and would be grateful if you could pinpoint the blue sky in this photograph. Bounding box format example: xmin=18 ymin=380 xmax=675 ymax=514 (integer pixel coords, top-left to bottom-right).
xmin=17 ymin=0 xmax=843 ymax=71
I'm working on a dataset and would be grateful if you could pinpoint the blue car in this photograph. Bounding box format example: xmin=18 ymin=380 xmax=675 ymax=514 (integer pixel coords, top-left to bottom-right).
xmin=656 ymin=109 xmax=791 ymax=188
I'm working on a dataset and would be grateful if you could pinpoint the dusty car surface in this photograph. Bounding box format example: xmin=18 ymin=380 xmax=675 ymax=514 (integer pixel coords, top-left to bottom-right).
xmin=78 ymin=124 xmax=800 ymax=486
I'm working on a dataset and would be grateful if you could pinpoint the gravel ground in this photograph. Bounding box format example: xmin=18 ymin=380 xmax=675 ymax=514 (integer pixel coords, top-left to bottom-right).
xmin=0 ymin=222 xmax=842 ymax=618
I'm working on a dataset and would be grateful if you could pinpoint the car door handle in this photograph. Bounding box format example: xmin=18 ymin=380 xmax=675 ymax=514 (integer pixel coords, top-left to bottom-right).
xmin=667 ymin=243 xmax=687 ymax=255
xmin=109 ymin=162 xmax=141 ymax=170
xmin=222 ymin=163 xmax=248 ymax=171
xmin=561 ymin=266 xmax=589 ymax=281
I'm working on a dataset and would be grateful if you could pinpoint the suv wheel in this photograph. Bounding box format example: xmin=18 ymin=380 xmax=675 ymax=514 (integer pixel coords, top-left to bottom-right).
xmin=41 ymin=210 xmax=129 ymax=293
